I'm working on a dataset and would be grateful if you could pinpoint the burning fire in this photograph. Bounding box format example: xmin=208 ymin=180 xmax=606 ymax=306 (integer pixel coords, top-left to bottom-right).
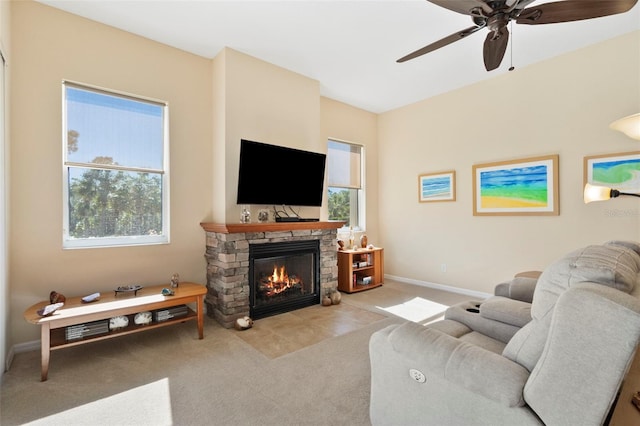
xmin=271 ymin=265 xmax=288 ymax=284
xmin=262 ymin=264 xmax=301 ymax=297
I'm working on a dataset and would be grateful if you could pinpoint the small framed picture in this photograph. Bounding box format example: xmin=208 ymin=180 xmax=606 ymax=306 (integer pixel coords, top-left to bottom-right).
xmin=418 ymin=170 xmax=456 ymax=203
xmin=472 ymin=154 xmax=559 ymax=216
xmin=583 ymin=151 xmax=640 ymax=192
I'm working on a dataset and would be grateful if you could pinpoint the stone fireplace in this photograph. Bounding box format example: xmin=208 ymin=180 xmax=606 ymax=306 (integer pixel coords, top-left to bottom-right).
xmin=200 ymin=221 xmax=342 ymax=328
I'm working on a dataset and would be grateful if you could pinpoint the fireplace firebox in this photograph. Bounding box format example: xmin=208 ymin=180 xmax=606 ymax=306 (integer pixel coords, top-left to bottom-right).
xmin=249 ymin=240 xmax=320 ymax=319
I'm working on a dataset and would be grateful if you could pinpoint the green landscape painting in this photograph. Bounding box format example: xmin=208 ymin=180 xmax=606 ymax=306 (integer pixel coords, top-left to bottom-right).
xmin=474 ymin=155 xmax=558 ymax=216
xmin=586 ymin=152 xmax=640 ymax=192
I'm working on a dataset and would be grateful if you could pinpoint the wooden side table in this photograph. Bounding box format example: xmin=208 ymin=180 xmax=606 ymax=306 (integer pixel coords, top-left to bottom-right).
xmin=337 ymin=247 xmax=384 ymax=293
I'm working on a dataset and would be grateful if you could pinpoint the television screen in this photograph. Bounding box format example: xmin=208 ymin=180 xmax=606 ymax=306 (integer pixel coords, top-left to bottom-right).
xmin=237 ymin=139 xmax=327 ymax=207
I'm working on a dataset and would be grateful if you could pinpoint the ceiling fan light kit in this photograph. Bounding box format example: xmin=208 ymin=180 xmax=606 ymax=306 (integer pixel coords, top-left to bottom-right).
xmin=398 ymin=0 xmax=639 ymax=71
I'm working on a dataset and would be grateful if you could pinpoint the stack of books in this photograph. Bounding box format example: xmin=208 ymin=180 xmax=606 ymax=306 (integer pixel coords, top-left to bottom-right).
xmin=356 ymin=276 xmax=373 ymax=286
xmin=65 ymin=319 xmax=109 ymax=341
xmin=153 ymin=305 xmax=189 ymax=322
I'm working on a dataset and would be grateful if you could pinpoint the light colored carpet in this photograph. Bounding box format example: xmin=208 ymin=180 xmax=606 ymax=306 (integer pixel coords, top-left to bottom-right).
xmin=1 ymin=280 xmax=472 ymax=425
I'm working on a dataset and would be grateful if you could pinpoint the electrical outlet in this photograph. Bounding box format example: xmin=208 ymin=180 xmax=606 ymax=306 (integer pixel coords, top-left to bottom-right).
xmin=441 ymin=263 xmax=447 ymax=273
xmin=409 ymin=368 xmax=426 ymax=383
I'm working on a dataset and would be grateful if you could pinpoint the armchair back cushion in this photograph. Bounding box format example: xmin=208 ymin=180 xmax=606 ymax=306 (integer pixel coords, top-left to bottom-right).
xmin=503 ymin=241 xmax=640 ymax=371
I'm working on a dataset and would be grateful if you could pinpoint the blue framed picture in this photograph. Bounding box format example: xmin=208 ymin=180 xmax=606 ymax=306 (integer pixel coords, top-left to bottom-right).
xmin=418 ymin=170 xmax=456 ymax=203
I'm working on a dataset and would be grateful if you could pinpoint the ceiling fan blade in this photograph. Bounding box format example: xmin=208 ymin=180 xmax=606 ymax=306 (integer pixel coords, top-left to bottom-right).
xmin=483 ymin=26 xmax=509 ymax=71
xmin=397 ymin=25 xmax=485 ymax=63
xmin=428 ymin=0 xmax=494 ymax=16
xmin=396 ymin=25 xmax=485 ymax=63
xmin=516 ymin=0 xmax=638 ymax=24
xmin=509 ymin=0 xmax=538 ymax=12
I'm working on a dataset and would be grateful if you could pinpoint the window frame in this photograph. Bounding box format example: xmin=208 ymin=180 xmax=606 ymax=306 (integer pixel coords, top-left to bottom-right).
xmin=62 ymin=81 xmax=170 ymax=249
xmin=327 ymin=139 xmax=365 ymax=231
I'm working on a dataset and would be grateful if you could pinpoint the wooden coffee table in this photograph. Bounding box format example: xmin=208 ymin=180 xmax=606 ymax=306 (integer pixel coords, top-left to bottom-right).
xmin=24 ymin=282 xmax=206 ymax=381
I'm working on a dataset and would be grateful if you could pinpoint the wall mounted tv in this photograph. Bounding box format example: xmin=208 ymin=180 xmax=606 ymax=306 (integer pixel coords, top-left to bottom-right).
xmin=236 ymin=139 xmax=327 ymax=207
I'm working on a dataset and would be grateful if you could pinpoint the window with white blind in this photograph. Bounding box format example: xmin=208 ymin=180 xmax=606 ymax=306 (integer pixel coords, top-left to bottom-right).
xmin=327 ymin=139 xmax=364 ymax=229
xmin=62 ymin=81 xmax=169 ymax=248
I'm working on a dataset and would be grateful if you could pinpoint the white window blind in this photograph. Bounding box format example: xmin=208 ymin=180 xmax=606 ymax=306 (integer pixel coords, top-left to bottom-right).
xmin=62 ymin=81 xmax=169 ymax=248
xmin=328 ymin=140 xmax=362 ymax=189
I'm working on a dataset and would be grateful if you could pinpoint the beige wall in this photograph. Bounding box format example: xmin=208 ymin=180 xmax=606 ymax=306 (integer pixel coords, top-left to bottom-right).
xmin=320 ymin=97 xmax=379 ymax=242
xmin=9 ymin=1 xmax=213 ymax=344
xmin=218 ymin=48 xmax=323 ymax=223
xmin=1 ymin=0 xmax=11 ymax=370
xmin=378 ymin=31 xmax=640 ymax=293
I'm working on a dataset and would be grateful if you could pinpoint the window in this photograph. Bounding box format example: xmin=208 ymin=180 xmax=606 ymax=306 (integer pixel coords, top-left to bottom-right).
xmin=327 ymin=139 xmax=364 ymax=229
xmin=62 ymin=81 xmax=169 ymax=248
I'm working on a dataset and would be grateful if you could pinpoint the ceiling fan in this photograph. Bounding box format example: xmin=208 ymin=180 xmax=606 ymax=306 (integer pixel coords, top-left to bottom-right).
xmin=397 ymin=0 xmax=638 ymax=71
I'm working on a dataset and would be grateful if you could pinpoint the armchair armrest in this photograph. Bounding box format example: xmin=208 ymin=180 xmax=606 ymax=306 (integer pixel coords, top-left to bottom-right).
xmin=386 ymin=321 xmax=530 ymax=407
xmin=494 ymin=273 xmax=540 ymax=303
xmin=481 ymin=296 xmax=531 ymax=328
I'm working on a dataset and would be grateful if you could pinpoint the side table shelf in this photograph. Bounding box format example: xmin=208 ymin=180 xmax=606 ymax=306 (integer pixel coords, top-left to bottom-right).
xmin=337 ymin=247 xmax=384 ymax=293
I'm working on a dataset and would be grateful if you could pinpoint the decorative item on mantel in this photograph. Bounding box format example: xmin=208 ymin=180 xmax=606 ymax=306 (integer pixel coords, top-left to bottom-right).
xmin=240 ymin=205 xmax=251 ymax=223
xmin=258 ymin=209 xmax=269 ymax=223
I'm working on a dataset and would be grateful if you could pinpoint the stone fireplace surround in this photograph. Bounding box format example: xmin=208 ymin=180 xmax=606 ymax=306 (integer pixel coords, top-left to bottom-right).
xmin=200 ymin=221 xmax=343 ymax=328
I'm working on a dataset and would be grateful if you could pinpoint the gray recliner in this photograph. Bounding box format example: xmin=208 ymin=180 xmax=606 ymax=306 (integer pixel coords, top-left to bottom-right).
xmin=369 ymin=241 xmax=640 ymax=425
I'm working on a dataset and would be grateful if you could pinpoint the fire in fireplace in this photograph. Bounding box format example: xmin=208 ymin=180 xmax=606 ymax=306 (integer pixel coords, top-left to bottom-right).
xmin=258 ymin=264 xmax=303 ymax=298
xmin=250 ymin=240 xmax=320 ymax=319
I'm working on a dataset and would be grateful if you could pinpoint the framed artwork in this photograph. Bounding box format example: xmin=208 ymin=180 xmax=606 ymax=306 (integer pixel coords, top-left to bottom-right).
xmin=418 ymin=170 xmax=456 ymax=203
xmin=583 ymin=151 xmax=640 ymax=193
xmin=472 ymin=154 xmax=559 ymax=216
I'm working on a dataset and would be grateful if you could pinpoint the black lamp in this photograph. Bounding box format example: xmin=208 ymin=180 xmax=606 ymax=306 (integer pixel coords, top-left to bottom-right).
xmin=583 ymin=183 xmax=640 ymax=203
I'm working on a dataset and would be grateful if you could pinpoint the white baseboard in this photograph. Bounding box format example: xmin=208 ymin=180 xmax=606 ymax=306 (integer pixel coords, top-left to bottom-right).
xmin=6 ymin=340 xmax=39 ymax=371
xmin=385 ymin=274 xmax=492 ymax=300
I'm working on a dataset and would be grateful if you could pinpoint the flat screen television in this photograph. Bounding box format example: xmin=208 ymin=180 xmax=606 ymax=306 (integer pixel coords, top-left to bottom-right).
xmin=236 ymin=139 xmax=327 ymax=207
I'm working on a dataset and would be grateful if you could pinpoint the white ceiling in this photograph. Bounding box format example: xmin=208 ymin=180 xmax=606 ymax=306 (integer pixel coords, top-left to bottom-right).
xmin=37 ymin=0 xmax=640 ymax=113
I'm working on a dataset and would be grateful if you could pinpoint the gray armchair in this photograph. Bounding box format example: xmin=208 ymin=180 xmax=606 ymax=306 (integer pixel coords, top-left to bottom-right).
xmin=369 ymin=241 xmax=640 ymax=425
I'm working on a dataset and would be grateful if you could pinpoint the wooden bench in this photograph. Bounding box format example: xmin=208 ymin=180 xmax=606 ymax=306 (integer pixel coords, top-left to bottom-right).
xmin=24 ymin=282 xmax=206 ymax=381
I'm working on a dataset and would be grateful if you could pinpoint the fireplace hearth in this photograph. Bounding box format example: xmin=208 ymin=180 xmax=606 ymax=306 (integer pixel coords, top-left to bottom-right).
xmin=201 ymin=221 xmax=342 ymax=328
xmin=250 ymin=240 xmax=320 ymax=319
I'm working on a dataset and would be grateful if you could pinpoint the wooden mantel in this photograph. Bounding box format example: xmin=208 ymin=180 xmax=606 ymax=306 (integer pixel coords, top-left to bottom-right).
xmin=200 ymin=221 xmax=345 ymax=234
